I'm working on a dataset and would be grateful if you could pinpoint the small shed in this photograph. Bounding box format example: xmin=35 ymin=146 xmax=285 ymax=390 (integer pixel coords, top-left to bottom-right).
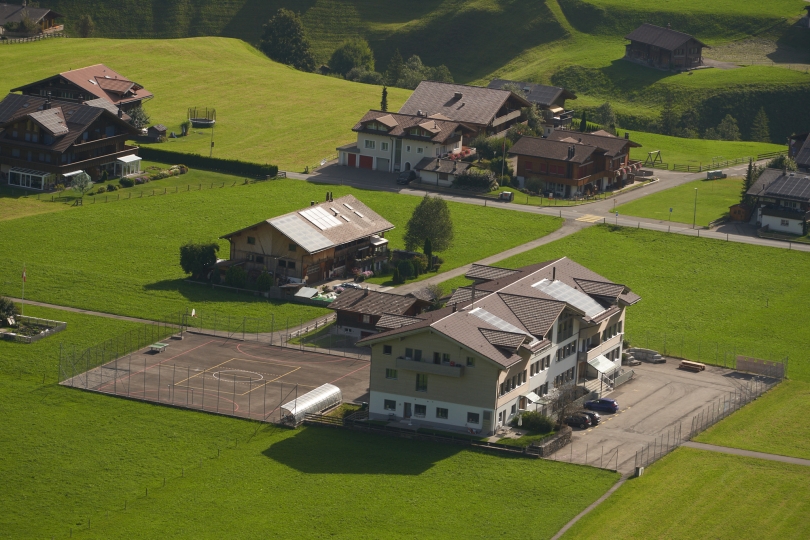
xmin=280 ymin=383 xmax=343 ymax=425
xmin=415 ymin=157 xmax=472 ymax=187
xmin=147 ymin=124 xmax=167 ymax=140
xmin=729 ymin=204 xmax=752 ymax=222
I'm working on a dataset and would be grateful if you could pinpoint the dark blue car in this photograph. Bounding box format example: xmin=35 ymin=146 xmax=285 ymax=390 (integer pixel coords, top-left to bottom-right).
xmin=585 ymin=398 xmax=619 ymax=413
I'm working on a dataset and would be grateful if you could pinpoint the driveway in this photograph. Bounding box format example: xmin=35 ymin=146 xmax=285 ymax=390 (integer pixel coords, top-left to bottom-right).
xmin=547 ymin=361 xmax=773 ymax=473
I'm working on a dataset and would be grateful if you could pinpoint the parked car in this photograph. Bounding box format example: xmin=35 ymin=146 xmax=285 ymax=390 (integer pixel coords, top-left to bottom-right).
xmin=564 ymin=413 xmax=592 ymax=429
xmin=340 ymin=282 xmax=363 ymax=290
xmin=585 ymin=398 xmax=619 ymax=413
xmin=580 ymin=410 xmax=601 ymax=425
xmin=396 ymin=170 xmax=417 ymax=185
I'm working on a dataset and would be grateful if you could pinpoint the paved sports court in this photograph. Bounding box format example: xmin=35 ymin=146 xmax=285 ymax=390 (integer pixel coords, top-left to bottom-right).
xmin=62 ymin=331 xmax=370 ymax=422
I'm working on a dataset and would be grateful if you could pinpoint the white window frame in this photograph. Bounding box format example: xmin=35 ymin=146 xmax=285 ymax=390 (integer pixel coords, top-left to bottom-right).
xmin=364 ymin=139 xmax=375 ymax=149
xmin=380 ymin=142 xmax=389 ymax=151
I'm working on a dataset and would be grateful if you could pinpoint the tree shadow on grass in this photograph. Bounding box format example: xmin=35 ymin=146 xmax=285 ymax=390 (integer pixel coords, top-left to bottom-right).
xmin=263 ymin=425 xmax=462 ymax=475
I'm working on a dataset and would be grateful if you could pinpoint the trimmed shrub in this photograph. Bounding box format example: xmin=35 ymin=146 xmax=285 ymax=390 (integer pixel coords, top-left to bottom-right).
xmin=137 ymin=147 xmax=278 ymax=178
xmin=392 ymin=268 xmax=402 ymax=284
xmin=179 ymin=242 xmax=220 ymax=279
xmin=452 ymin=168 xmax=497 ymax=191
xmin=225 ymin=265 xmax=247 ymax=288
xmin=119 ymin=177 xmax=135 ymax=188
xmin=511 ymin=411 xmax=554 ymax=434
xmin=397 ymin=259 xmax=414 ymax=279
xmin=105 ymin=184 xmax=118 ymax=192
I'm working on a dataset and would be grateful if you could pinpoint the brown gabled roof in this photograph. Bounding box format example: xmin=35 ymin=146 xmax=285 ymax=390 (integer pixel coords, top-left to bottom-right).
xmin=625 ymin=23 xmax=707 ymax=51
xmin=220 ymin=195 xmax=394 ymax=255
xmin=466 ymin=263 xmax=521 ymax=282
xmin=796 ymin=137 xmax=810 ymax=169
xmin=329 ymin=288 xmax=418 ymax=317
xmin=573 ymin=278 xmax=627 ymax=300
xmin=447 ymin=286 xmax=492 ymax=306
xmin=398 ymin=81 xmax=531 ymax=127
xmin=546 ymin=131 xmax=641 ymax=157
xmin=0 ymin=4 xmax=61 ymax=25
xmin=508 ymin=136 xmax=598 ymax=164
xmin=487 ymin=79 xmax=577 ymax=107
xmin=358 ymin=257 xmax=642 ymax=368
xmin=353 ymin=110 xmax=473 ymax=144
xmin=747 ymin=169 xmax=810 ymax=202
xmin=11 ymin=64 xmax=153 ymax=107
xmin=376 ymin=313 xmax=424 ymax=331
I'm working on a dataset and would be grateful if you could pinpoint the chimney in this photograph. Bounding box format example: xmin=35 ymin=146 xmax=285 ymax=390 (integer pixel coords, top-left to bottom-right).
xmin=783 ymin=165 xmax=787 ymax=176
xmin=364 ymin=288 xmax=369 ymax=297
xmin=625 ymin=132 xmax=630 ymax=140
xmin=568 ymin=146 xmax=575 ymax=159
xmin=454 ymin=91 xmax=463 ymax=100
xmin=43 ymin=93 xmax=51 ymax=110
xmin=552 ymin=267 xmax=556 ymax=281
xmin=310 ymin=201 xmax=315 ymax=206
xmin=452 ymin=304 xmax=457 ymax=313
xmin=326 ymin=192 xmax=329 ymax=202
xmin=117 ymin=108 xmax=123 ymax=119
xmin=417 ymin=110 xmax=423 ymax=117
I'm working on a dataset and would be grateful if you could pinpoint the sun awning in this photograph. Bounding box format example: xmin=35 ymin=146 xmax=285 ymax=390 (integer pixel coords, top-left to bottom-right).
xmin=62 ymin=170 xmax=85 ymax=177
xmin=550 ymin=106 xmax=564 ymax=114
xmin=588 ymin=354 xmax=618 ymax=374
xmin=117 ymin=154 xmax=142 ymax=164
xmin=10 ymin=167 xmax=49 ymax=177
xmin=522 ymin=392 xmax=542 ymax=404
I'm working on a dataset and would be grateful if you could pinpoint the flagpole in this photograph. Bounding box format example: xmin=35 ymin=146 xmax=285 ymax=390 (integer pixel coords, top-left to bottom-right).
xmin=21 ymin=264 xmax=25 ymax=318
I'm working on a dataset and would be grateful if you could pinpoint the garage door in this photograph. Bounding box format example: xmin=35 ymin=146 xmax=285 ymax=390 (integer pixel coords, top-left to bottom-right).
xmin=376 ymin=158 xmax=390 ymax=172
xmin=347 ymin=153 xmax=356 ymax=167
xmin=359 ymin=155 xmax=373 ymax=170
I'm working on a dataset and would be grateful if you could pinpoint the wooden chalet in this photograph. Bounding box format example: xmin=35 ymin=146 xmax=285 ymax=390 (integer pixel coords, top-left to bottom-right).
xmin=0 ymin=93 xmax=140 ymax=189
xmin=624 ymin=23 xmax=707 ymax=71
xmin=0 ymin=2 xmax=62 ymax=35
xmin=329 ymin=288 xmax=430 ymax=339
xmin=487 ymin=79 xmax=577 ymax=128
xmin=509 ymin=131 xmax=641 ymax=198
xmin=219 ymin=194 xmax=394 ymax=285
xmin=11 ymin=64 xmax=153 ymax=112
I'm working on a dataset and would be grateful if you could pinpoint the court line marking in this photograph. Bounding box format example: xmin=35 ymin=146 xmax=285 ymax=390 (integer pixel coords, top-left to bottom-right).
xmin=96 ymin=339 xmax=217 ymax=391
xmin=174 ymin=357 xmax=235 ymax=386
xmin=236 ymin=342 xmax=370 ymax=364
xmin=330 ymin=363 xmax=370 ymax=384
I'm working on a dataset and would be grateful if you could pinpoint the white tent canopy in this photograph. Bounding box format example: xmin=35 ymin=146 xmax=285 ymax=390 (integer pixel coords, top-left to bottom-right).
xmin=280 ymin=383 xmax=342 ymax=425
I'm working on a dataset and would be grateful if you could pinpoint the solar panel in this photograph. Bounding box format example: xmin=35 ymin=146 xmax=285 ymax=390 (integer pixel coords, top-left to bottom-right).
xmin=532 ymin=279 xmax=605 ymax=317
xmin=469 ymin=307 xmax=539 ymax=347
xmin=765 ymin=176 xmax=810 ymax=201
xmin=270 ymin=214 xmax=333 ymax=253
xmin=299 ymin=207 xmax=341 ymax=230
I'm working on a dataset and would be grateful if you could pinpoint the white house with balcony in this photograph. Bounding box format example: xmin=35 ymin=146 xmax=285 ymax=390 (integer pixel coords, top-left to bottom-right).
xmin=337 ymin=110 xmax=474 ymax=173
xmin=357 ymin=258 xmax=641 ymax=435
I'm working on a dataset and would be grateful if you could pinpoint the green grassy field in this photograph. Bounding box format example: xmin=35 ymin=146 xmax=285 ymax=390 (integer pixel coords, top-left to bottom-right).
xmin=696 ymin=380 xmax=810 ymax=459
xmin=562 ymin=448 xmax=810 ymax=539
xmin=0 ymin=38 xmax=410 ymax=173
xmin=615 ymin=177 xmax=743 ymax=227
xmin=0 ymin=306 xmax=619 ymax=539
xmin=460 ymin=225 xmax=810 ymax=381
xmin=0 ymin=176 xmax=561 ymax=321
xmin=627 ymin=132 xmax=785 ymax=166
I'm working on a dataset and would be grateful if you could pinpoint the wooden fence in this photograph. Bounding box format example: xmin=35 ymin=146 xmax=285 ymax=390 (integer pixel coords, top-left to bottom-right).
xmin=1 ymin=32 xmax=66 ymax=44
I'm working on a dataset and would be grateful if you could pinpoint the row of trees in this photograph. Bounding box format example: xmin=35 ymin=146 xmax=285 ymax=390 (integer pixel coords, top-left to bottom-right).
xmin=258 ymin=9 xmax=452 ymax=89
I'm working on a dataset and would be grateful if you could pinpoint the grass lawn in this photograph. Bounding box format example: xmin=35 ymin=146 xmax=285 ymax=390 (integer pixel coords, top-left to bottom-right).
xmin=562 ymin=447 xmax=810 ymax=539
xmin=0 ymin=307 xmax=619 ymax=539
xmin=627 ymin=132 xmax=786 ymax=166
xmin=0 ymin=38 xmax=411 ymax=173
xmin=695 ymin=380 xmax=810 ymax=460
xmin=473 ymin=225 xmax=810 ymax=381
xmin=615 ymin=177 xmax=743 ymax=227
xmin=0 ymin=175 xmax=561 ymax=321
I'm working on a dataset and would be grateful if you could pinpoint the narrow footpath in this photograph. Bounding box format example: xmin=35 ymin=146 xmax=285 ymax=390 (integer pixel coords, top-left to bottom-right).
xmin=682 ymin=441 xmax=810 ymax=467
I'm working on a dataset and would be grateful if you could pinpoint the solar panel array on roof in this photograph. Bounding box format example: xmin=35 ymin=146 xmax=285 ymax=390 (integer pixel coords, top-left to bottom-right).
xmin=299 ymin=207 xmax=341 ymax=230
xmin=532 ymin=279 xmax=605 ymax=318
xmin=469 ymin=307 xmax=539 ymax=347
xmin=270 ymin=214 xmax=333 ymax=253
xmin=765 ymin=176 xmax=810 ymax=201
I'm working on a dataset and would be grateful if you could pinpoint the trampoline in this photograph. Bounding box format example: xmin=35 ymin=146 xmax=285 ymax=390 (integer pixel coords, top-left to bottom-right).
xmin=188 ymin=107 xmax=216 ymax=128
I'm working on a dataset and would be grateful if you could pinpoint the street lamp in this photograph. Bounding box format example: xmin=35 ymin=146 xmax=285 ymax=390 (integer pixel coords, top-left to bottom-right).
xmin=692 ymin=188 xmax=698 ymax=229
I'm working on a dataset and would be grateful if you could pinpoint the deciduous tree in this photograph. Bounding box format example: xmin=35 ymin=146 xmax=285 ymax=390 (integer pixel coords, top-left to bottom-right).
xmin=179 ymin=242 xmax=220 ymax=279
xmin=329 ymin=38 xmax=375 ymax=77
xmin=717 ymin=114 xmax=741 ymax=141
xmin=76 ymin=14 xmax=94 ymax=38
xmin=259 ymin=9 xmax=316 ymax=72
xmin=71 ymin=172 xmax=92 ymax=198
xmin=404 ymin=195 xmax=454 ymax=252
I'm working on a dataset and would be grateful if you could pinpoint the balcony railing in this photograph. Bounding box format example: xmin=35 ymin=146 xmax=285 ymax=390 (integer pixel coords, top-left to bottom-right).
xmin=396 ymin=357 xmax=464 ymax=377
xmin=577 ymin=333 xmax=623 ymax=363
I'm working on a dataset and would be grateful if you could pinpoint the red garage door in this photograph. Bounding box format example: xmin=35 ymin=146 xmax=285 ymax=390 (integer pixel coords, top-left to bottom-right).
xmin=347 ymin=153 xmax=356 ymax=167
xmin=359 ymin=155 xmax=373 ymax=169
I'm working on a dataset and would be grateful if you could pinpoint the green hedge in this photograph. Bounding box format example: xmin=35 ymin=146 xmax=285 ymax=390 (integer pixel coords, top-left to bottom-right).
xmin=137 ymin=147 xmax=278 ymax=178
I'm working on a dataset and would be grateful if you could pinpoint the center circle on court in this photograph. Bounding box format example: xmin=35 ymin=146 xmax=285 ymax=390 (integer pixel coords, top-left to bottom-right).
xmin=212 ymin=369 xmax=264 ymax=384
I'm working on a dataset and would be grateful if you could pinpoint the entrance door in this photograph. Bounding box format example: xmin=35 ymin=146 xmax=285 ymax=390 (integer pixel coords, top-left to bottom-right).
xmin=403 ymin=402 xmax=412 ymax=419
xmin=359 ymin=155 xmax=373 ymax=169
xmin=347 ymin=153 xmax=357 ymax=167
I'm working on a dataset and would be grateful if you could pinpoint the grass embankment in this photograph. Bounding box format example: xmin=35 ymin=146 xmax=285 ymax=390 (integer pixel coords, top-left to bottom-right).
xmin=0 ymin=38 xmax=410 ymax=172
xmin=0 ymin=176 xmax=562 ymax=321
xmin=627 ymin=132 xmax=785 ymax=166
xmin=562 ymin=448 xmax=810 ymax=540
xmin=615 ymin=177 xmax=743 ymax=227
xmin=0 ymin=307 xmax=619 ymax=539
xmin=450 ymin=225 xmax=810 ymax=381
xmin=695 ymin=380 xmax=810 ymax=460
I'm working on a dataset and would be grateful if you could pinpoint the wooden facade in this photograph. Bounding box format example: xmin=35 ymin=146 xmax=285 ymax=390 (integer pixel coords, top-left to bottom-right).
xmin=624 ymin=24 xmax=707 ymax=71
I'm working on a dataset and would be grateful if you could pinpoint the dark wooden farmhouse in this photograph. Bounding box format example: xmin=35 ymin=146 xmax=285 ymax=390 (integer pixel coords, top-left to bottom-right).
xmin=329 ymin=288 xmax=430 ymax=339
xmin=11 ymin=64 xmax=153 ymax=112
xmin=0 ymin=2 xmax=62 ymax=36
xmin=0 ymin=93 xmax=140 ymax=189
xmin=624 ymin=23 xmax=707 ymax=70
xmin=487 ymin=79 xmax=577 ymax=128
xmin=790 ymin=133 xmax=810 ymax=171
